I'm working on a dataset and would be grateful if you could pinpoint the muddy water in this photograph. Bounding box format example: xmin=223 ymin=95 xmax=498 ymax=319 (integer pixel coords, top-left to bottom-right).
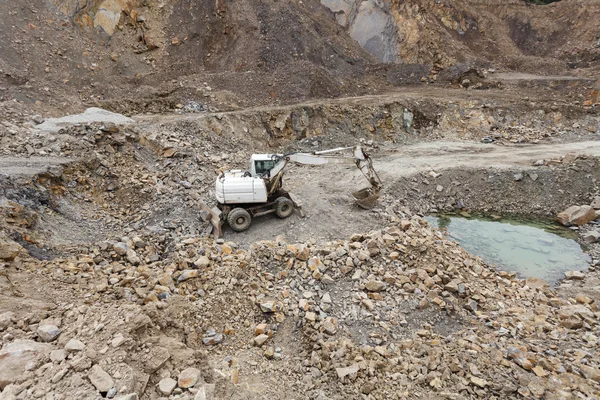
xmin=426 ymin=215 xmax=591 ymax=285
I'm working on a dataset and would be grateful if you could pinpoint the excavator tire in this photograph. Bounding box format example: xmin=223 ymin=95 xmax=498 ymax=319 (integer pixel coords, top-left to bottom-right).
xmin=275 ymin=197 xmax=294 ymax=219
xmin=227 ymin=208 xmax=252 ymax=232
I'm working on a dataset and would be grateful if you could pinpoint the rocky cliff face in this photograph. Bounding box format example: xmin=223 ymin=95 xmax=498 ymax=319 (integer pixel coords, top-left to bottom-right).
xmin=321 ymin=0 xmax=600 ymax=72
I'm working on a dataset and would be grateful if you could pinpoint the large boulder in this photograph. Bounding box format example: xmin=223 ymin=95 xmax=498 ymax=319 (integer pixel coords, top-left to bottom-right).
xmin=0 ymin=340 xmax=53 ymax=389
xmin=557 ymin=205 xmax=597 ymax=226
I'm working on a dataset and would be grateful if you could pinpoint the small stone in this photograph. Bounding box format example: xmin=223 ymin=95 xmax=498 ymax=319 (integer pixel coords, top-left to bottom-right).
xmin=65 ymin=339 xmax=86 ymax=352
xmin=254 ymin=334 xmax=269 ymax=346
xmin=259 ymin=300 xmax=277 ymax=313
xmin=178 ymin=367 xmax=200 ymax=389
xmin=576 ymin=294 xmax=593 ymax=304
xmin=583 ymin=231 xmax=600 ymax=243
xmin=532 ymin=366 xmax=548 ymax=377
xmin=37 ymin=324 xmax=61 ymax=342
xmin=178 ymin=269 xmax=200 ymax=282
xmin=111 ymin=333 xmax=125 ymax=348
xmin=364 ymin=280 xmax=386 ymax=292
xmin=513 ymin=173 xmax=523 ymax=181
xmin=158 ymin=377 xmax=177 ymax=395
xmin=560 ymin=316 xmax=583 ymax=329
xmin=264 ymin=347 xmax=275 ymax=359
xmin=322 ymin=317 xmax=337 ymax=335
xmin=50 ymin=349 xmax=67 ymax=363
xmin=564 ymin=271 xmax=585 ymax=280
xmin=254 ymin=323 xmax=268 ymax=335
xmin=444 ymin=280 xmax=460 ymax=293
xmin=203 ymin=333 xmax=224 ymax=346
xmin=194 ymin=256 xmax=210 ymax=268
xmin=0 ymin=312 xmax=14 ymax=331
xmin=88 ymin=364 xmax=114 ymax=393
xmin=580 ymin=365 xmax=600 ymax=382
xmin=470 ymin=376 xmax=487 ymax=388
xmin=436 ymin=185 xmax=443 ymax=192
xmin=305 ymin=312 xmax=316 ymax=322
xmin=32 ymin=115 xmax=45 ymax=124
xmin=591 ymin=197 xmax=600 ymax=210
xmin=336 ymin=364 xmax=360 ymax=380
xmin=70 ymin=356 xmax=92 ymax=372
xmin=113 ymin=242 xmax=128 ymax=256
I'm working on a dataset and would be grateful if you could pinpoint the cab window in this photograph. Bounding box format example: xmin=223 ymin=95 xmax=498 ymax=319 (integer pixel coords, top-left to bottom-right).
xmin=254 ymin=160 xmax=276 ymax=176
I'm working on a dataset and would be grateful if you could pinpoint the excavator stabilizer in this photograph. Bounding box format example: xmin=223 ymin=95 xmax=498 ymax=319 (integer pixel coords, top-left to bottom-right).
xmin=352 ymin=187 xmax=380 ymax=210
xmin=198 ymin=201 xmax=223 ymax=238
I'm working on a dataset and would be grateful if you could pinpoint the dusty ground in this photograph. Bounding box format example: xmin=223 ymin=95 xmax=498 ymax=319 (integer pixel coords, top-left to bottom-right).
xmin=1 ymin=0 xmax=600 ymax=399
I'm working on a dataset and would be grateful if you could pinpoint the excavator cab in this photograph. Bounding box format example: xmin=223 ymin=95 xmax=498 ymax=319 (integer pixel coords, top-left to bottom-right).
xmin=250 ymin=155 xmax=279 ymax=177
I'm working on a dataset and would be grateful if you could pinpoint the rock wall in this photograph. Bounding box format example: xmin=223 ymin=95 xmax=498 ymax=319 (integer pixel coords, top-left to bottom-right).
xmin=321 ymin=0 xmax=400 ymax=62
xmin=321 ymin=0 xmax=600 ymax=71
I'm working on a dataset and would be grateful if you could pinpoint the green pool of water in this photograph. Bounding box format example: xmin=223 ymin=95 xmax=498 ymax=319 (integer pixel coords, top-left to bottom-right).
xmin=425 ymin=215 xmax=591 ymax=284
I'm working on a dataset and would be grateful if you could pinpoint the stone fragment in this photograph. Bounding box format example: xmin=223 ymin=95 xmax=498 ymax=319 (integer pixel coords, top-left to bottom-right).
xmin=580 ymin=365 xmax=600 ymax=382
xmin=177 ymin=269 xmax=199 ymax=282
xmin=364 ymin=280 xmax=386 ymax=292
xmin=591 ymin=197 xmax=600 ymax=210
xmin=322 ymin=317 xmax=337 ymax=335
xmin=194 ymin=256 xmax=210 ymax=268
xmin=37 ymin=324 xmax=61 ymax=342
xmin=583 ymin=231 xmax=600 ymax=243
xmin=178 ymin=367 xmax=200 ymax=388
xmin=254 ymin=334 xmax=269 ymax=346
xmin=50 ymin=349 xmax=67 ymax=363
xmin=264 ymin=346 xmax=275 ymax=359
xmin=259 ymin=300 xmax=277 ymax=313
xmin=158 ymin=377 xmax=177 ymax=395
xmin=0 ymin=340 xmax=52 ymax=389
xmin=336 ymin=364 xmax=360 ymax=380
xmin=444 ymin=280 xmax=460 ymax=293
xmin=470 ymin=376 xmax=487 ymax=388
xmin=564 ymin=271 xmax=585 ymax=280
xmin=113 ymin=242 xmax=128 ymax=256
xmin=560 ymin=317 xmax=583 ymax=329
xmin=254 ymin=323 xmax=268 ymax=335
xmin=111 ymin=333 xmax=125 ymax=347
xmin=0 ymin=312 xmax=14 ymax=331
xmin=0 ymin=238 xmax=22 ymax=261
xmin=65 ymin=338 xmax=86 ymax=352
xmin=88 ymin=365 xmax=114 ymax=393
xmin=70 ymin=356 xmax=92 ymax=372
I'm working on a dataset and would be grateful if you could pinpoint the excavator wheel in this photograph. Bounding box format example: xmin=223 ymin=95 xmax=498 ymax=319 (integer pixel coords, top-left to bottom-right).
xmin=275 ymin=197 xmax=294 ymax=219
xmin=227 ymin=208 xmax=252 ymax=232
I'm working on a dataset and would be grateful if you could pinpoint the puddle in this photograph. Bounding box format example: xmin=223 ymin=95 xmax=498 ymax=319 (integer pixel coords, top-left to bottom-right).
xmin=425 ymin=215 xmax=591 ymax=285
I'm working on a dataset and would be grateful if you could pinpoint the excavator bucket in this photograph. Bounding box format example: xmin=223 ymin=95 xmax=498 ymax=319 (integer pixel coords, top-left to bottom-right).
xmin=352 ymin=187 xmax=380 ymax=210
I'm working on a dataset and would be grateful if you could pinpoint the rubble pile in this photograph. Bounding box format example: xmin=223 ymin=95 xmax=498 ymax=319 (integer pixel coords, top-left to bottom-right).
xmin=1 ymin=216 xmax=599 ymax=399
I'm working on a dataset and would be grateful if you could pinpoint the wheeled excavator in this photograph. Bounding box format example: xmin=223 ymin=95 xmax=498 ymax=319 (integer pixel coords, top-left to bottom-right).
xmin=199 ymin=146 xmax=382 ymax=237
